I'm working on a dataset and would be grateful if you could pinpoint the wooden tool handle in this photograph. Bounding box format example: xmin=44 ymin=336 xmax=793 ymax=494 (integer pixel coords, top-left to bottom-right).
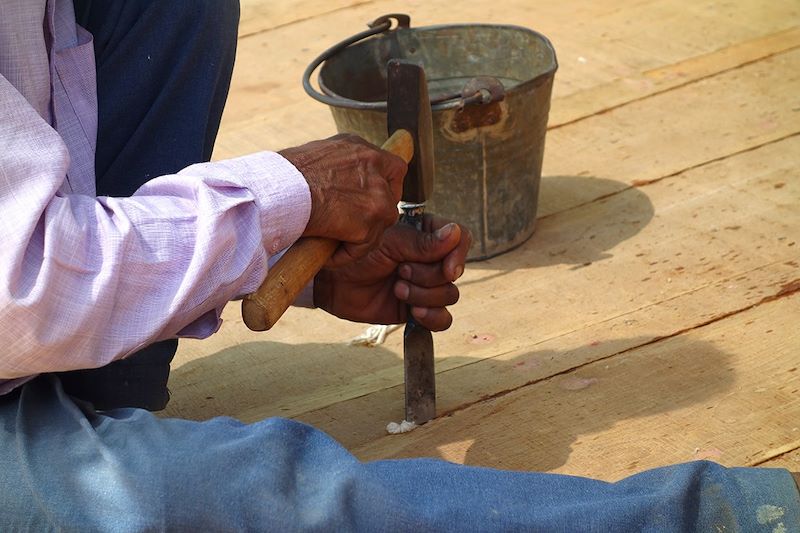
xmin=241 ymin=129 xmax=414 ymax=331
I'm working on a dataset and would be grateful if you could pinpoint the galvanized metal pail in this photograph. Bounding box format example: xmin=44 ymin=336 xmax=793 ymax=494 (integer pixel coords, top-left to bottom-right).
xmin=304 ymin=14 xmax=558 ymax=260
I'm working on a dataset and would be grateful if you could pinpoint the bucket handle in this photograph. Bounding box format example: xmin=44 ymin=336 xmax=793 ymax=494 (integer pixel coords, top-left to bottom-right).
xmin=302 ymin=14 xmax=505 ymax=111
xmin=302 ymin=14 xmax=408 ymax=110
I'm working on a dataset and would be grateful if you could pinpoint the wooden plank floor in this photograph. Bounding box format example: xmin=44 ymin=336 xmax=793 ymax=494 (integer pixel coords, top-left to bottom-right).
xmin=162 ymin=0 xmax=800 ymax=482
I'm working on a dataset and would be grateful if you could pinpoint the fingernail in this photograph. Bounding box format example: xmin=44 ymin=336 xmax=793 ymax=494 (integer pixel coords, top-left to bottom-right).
xmin=453 ymin=265 xmax=464 ymax=281
xmin=395 ymin=281 xmax=410 ymax=300
xmin=399 ymin=264 xmax=412 ymax=280
xmin=412 ymin=306 xmax=428 ymax=319
xmin=436 ymin=223 xmax=455 ymax=241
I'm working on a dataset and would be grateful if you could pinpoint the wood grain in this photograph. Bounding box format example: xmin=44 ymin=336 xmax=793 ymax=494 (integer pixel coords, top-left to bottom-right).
xmin=218 ymin=0 xmax=800 ymax=158
xmin=760 ymin=449 xmax=800 ymax=473
xmin=161 ymin=0 xmax=800 ymax=483
xmin=165 ymin=135 xmax=800 ymax=443
xmin=354 ymin=294 xmax=800 ymax=482
xmin=238 ymin=0 xmax=371 ymax=37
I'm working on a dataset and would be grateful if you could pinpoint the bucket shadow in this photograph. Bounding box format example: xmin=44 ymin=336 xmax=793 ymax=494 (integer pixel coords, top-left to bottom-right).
xmin=463 ymin=175 xmax=654 ymax=277
xmin=164 ymin=334 xmax=734 ymax=474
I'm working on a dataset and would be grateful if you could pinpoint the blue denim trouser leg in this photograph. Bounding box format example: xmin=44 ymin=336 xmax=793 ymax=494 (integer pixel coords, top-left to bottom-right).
xmin=58 ymin=0 xmax=241 ymax=411
xmin=1 ymin=376 xmax=798 ymax=531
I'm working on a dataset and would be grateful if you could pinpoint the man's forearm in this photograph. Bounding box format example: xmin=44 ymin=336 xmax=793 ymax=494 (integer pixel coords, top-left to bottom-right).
xmin=1 ymin=74 xmax=313 ymax=378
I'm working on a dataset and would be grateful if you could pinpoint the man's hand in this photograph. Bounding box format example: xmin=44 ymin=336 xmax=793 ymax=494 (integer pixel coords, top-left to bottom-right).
xmin=279 ymin=134 xmax=407 ymax=268
xmin=314 ymin=215 xmax=471 ymax=332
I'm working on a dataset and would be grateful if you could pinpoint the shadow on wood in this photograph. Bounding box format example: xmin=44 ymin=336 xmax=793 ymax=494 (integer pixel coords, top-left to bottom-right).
xmin=163 ymin=340 xmax=404 ymax=423
xmin=391 ymin=336 xmax=736 ymax=472
xmin=461 ymin=175 xmax=654 ymax=283
xmin=164 ymin=333 xmax=733 ymax=475
xmin=392 ymin=296 xmax=800 ymax=478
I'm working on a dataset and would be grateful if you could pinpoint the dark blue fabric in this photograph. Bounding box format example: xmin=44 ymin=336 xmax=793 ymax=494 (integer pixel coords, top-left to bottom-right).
xmin=58 ymin=0 xmax=240 ymax=410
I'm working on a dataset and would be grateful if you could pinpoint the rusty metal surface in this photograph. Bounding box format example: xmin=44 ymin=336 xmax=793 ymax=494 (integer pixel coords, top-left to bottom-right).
xmin=313 ymin=17 xmax=557 ymax=260
xmin=387 ymin=60 xmax=435 ymax=204
xmin=403 ymin=318 xmax=436 ymax=424
xmin=387 ymin=60 xmax=437 ymax=425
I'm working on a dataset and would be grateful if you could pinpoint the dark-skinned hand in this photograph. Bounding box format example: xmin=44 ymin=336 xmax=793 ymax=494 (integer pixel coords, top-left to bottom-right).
xmin=279 ymin=134 xmax=407 ymax=268
xmin=314 ymin=215 xmax=472 ymax=332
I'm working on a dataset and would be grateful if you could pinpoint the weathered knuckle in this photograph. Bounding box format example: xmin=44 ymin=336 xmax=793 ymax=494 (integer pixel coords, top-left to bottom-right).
xmin=418 ymin=266 xmax=440 ymax=288
xmin=329 ymin=133 xmax=352 ymax=145
xmin=392 ymin=153 xmax=408 ymax=170
xmin=431 ymin=310 xmax=453 ymax=332
xmin=367 ymin=196 xmax=394 ymax=225
xmin=442 ymin=313 xmax=454 ymax=330
xmin=356 ymin=225 xmax=372 ymax=243
xmin=341 ymin=242 xmax=366 ymax=262
xmin=383 ymin=206 xmax=399 ymax=227
xmin=363 ymin=202 xmax=382 ymax=223
xmin=448 ymin=285 xmax=461 ymax=305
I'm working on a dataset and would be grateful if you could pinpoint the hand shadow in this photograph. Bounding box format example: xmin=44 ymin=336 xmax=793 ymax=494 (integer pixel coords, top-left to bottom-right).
xmin=164 ymin=334 xmax=734 ymax=475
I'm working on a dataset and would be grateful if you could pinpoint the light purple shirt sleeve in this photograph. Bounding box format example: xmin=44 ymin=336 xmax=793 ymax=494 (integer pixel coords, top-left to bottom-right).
xmin=0 ymin=73 xmax=311 ymax=383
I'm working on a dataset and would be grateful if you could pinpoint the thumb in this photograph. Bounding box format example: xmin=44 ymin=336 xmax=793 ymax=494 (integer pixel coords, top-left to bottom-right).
xmin=386 ymin=222 xmax=462 ymax=264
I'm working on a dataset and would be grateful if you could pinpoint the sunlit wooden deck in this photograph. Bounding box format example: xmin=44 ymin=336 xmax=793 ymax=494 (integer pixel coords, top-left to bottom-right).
xmin=162 ymin=0 xmax=800 ymax=479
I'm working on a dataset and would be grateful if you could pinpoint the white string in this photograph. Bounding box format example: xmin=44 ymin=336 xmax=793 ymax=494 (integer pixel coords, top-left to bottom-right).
xmin=348 ymin=324 xmax=402 ymax=347
xmin=386 ymin=420 xmax=418 ymax=434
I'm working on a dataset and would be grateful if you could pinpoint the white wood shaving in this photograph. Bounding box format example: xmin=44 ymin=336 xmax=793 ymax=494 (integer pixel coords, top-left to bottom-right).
xmin=348 ymin=324 xmax=401 ymax=347
xmin=386 ymin=420 xmax=418 ymax=434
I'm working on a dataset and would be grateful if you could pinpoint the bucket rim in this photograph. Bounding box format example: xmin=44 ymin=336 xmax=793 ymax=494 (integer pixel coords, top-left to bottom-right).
xmin=305 ymin=20 xmax=559 ymax=112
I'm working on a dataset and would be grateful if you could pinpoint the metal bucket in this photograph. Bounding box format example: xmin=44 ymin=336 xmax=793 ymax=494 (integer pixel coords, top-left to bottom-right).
xmin=304 ymin=14 xmax=558 ymax=260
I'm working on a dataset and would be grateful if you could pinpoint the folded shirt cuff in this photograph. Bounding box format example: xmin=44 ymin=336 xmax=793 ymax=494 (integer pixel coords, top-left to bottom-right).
xmin=199 ymin=152 xmax=316 ymax=308
xmin=207 ymin=151 xmax=312 ymax=256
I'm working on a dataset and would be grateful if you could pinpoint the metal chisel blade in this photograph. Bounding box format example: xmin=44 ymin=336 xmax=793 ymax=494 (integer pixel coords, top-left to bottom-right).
xmin=403 ymin=319 xmax=435 ymax=424
xmin=387 ymin=59 xmax=437 ymax=425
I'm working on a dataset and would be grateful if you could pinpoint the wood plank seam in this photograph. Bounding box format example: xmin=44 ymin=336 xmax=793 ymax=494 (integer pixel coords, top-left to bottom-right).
xmin=351 ymin=294 xmax=800 ymax=469
xmin=444 ymin=259 xmax=793 ymax=370
xmin=549 ymin=27 xmax=800 ymax=128
xmin=194 ymin=131 xmax=799 ymax=432
xmin=291 ymin=271 xmax=800 ymax=423
xmin=751 ymin=442 xmax=800 ymax=467
xmin=539 ymin=131 xmax=800 ymax=223
xmin=238 ymin=0 xmax=376 ymax=39
xmin=233 ymin=10 xmax=800 ymax=132
xmin=254 ymin=130 xmax=800 ymax=422
xmin=428 ymin=278 xmax=800 ymax=420
xmin=175 ymin=9 xmax=800 ymax=454
xmin=624 ymin=131 xmax=800 ymax=187
xmin=464 ymin=260 xmax=798 ymax=358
